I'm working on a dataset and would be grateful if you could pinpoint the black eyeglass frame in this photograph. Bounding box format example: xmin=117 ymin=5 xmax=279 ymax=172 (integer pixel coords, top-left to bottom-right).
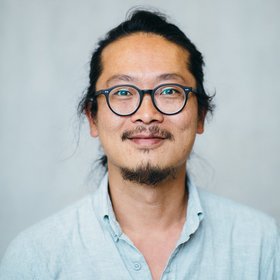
xmin=90 ymin=83 xmax=197 ymax=116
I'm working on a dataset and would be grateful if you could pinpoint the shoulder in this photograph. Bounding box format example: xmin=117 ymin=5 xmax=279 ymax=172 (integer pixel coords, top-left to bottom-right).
xmin=197 ymin=188 xmax=278 ymax=232
xmin=0 ymin=195 xmax=97 ymax=279
xmin=18 ymin=195 xmax=95 ymax=244
xmin=197 ymin=187 xmax=279 ymax=250
xmin=196 ymin=188 xmax=280 ymax=276
xmin=197 ymin=187 xmax=277 ymax=228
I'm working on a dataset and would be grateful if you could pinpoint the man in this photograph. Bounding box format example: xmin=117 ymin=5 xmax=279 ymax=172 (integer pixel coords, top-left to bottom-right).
xmin=0 ymin=9 xmax=279 ymax=280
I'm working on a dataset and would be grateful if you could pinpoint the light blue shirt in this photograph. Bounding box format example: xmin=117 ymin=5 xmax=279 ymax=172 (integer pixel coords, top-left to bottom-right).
xmin=0 ymin=174 xmax=279 ymax=279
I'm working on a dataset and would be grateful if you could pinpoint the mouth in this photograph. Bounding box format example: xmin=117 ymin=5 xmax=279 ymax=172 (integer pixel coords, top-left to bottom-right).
xmin=127 ymin=134 xmax=166 ymax=146
xmin=122 ymin=125 xmax=174 ymax=150
xmin=121 ymin=125 xmax=174 ymax=149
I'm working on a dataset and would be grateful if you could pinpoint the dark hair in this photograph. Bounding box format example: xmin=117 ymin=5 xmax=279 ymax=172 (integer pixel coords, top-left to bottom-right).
xmin=78 ymin=9 xmax=215 ymax=169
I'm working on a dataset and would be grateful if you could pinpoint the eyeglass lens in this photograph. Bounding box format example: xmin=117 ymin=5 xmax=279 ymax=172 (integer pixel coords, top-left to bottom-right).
xmin=108 ymin=84 xmax=187 ymax=115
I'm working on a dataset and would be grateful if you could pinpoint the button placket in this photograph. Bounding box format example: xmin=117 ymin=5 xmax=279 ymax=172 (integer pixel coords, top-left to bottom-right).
xmin=115 ymin=236 xmax=152 ymax=279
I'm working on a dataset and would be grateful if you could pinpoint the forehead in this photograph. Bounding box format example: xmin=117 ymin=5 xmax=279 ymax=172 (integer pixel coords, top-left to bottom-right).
xmin=97 ymin=33 xmax=195 ymax=87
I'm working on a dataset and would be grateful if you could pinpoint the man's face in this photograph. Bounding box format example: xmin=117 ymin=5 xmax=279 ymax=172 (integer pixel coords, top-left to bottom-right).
xmin=87 ymin=33 xmax=204 ymax=178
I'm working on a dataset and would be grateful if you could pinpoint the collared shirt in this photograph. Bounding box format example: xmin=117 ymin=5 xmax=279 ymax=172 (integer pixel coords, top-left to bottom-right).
xmin=0 ymin=174 xmax=279 ymax=279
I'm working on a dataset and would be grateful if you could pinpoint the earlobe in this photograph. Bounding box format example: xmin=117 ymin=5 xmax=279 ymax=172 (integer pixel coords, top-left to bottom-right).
xmin=197 ymin=120 xmax=204 ymax=134
xmin=196 ymin=112 xmax=206 ymax=134
xmin=85 ymin=110 xmax=99 ymax=137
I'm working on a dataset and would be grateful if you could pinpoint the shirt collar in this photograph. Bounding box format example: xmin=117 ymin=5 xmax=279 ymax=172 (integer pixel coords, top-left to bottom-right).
xmin=92 ymin=173 xmax=204 ymax=242
xmin=92 ymin=173 xmax=122 ymax=240
xmin=177 ymin=176 xmax=204 ymax=244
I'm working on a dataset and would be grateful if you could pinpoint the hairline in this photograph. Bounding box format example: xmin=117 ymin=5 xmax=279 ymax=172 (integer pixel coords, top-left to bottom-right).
xmin=97 ymin=31 xmax=195 ymax=91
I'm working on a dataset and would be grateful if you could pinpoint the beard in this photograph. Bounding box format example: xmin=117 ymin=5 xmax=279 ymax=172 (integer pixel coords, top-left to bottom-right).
xmin=120 ymin=125 xmax=177 ymax=185
xmin=120 ymin=162 xmax=177 ymax=186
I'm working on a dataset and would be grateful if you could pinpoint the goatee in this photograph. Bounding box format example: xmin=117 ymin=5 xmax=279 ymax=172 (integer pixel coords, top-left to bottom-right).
xmin=121 ymin=163 xmax=177 ymax=186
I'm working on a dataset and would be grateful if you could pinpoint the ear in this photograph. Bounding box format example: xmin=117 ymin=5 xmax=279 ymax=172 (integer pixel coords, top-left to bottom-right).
xmin=85 ymin=110 xmax=99 ymax=137
xmin=196 ymin=111 xmax=206 ymax=134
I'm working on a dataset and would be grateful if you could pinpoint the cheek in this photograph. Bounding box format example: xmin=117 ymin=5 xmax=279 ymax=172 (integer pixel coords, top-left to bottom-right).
xmin=179 ymin=98 xmax=200 ymax=131
xmin=168 ymin=105 xmax=199 ymax=150
xmin=97 ymin=99 xmax=117 ymax=128
xmin=171 ymin=108 xmax=198 ymax=133
xmin=97 ymin=118 xmax=123 ymax=139
xmin=95 ymin=104 xmax=127 ymax=139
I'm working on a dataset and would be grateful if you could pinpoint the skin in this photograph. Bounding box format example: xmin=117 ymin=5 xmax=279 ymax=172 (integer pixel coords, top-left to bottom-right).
xmin=87 ymin=33 xmax=205 ymax=280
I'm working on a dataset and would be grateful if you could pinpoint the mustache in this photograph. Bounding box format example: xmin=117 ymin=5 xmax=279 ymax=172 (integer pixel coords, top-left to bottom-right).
xmin=121 ymin=126 xmax=174 ymax=141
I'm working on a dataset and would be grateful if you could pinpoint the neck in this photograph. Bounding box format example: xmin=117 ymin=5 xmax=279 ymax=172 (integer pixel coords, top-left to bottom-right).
xmin=107 ymin=164 xmax=188 ymax=234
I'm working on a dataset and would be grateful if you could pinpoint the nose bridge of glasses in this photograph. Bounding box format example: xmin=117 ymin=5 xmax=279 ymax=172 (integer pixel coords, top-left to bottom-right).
xmin=140 ymin=89 xmax=154 ymax=97
xmin=136 ymin=88 xmax=159 ymax=113
xmin=131 ymin=88 xmax=164 ymax=123
xmin=138 ymin=89 xmax=157 ymax=106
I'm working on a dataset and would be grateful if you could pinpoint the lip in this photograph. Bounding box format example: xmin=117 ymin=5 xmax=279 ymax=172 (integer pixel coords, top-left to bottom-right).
xmin=127 ymin=134 xmax=166 ymax=148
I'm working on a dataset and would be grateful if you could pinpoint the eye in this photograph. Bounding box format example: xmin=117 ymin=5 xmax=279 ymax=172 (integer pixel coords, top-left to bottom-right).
xmin=160 ymin=87 xmax=180 ymax=95
xmin=114 ymin=89 xmax=132 ymax=96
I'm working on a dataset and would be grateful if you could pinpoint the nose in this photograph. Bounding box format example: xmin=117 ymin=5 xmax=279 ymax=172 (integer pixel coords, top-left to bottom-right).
xmin=130 ymin=94 xmax=164 ymax=124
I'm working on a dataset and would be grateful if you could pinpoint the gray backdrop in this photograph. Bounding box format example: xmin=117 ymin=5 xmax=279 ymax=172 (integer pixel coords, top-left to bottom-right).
xmin=1 ymin=0 xmax=279 ymax=257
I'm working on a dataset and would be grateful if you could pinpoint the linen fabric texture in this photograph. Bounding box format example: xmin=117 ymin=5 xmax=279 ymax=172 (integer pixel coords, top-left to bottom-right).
xmin=0 ymin=174 xmax=279 ymax=279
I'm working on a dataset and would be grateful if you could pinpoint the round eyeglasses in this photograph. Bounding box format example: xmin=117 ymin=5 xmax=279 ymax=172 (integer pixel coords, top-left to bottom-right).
xmin=91 ymin=83 xmax=197 ymax=116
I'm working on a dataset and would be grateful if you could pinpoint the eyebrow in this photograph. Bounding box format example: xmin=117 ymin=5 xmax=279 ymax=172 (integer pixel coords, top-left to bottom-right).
xmin=106 ymin=75 xmax=138 ymax=87
xmin=156 ymin=73 xmax=187 ymax=83
xmin=105 ymin=72 xmax=188 ymax=87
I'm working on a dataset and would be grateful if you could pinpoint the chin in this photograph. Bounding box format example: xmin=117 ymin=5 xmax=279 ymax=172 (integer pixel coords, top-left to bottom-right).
xmin=120 ymin=161 xmax=177 ymax=186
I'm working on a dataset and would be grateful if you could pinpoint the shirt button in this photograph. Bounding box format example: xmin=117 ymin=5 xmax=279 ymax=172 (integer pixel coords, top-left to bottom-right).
xmin=133 ymin=262 xmax=141 ymax=271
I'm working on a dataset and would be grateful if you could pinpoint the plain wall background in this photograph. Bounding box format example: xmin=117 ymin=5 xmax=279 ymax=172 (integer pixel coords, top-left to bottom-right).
xmin=1 ymin=0 xmax=279 ymax=257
